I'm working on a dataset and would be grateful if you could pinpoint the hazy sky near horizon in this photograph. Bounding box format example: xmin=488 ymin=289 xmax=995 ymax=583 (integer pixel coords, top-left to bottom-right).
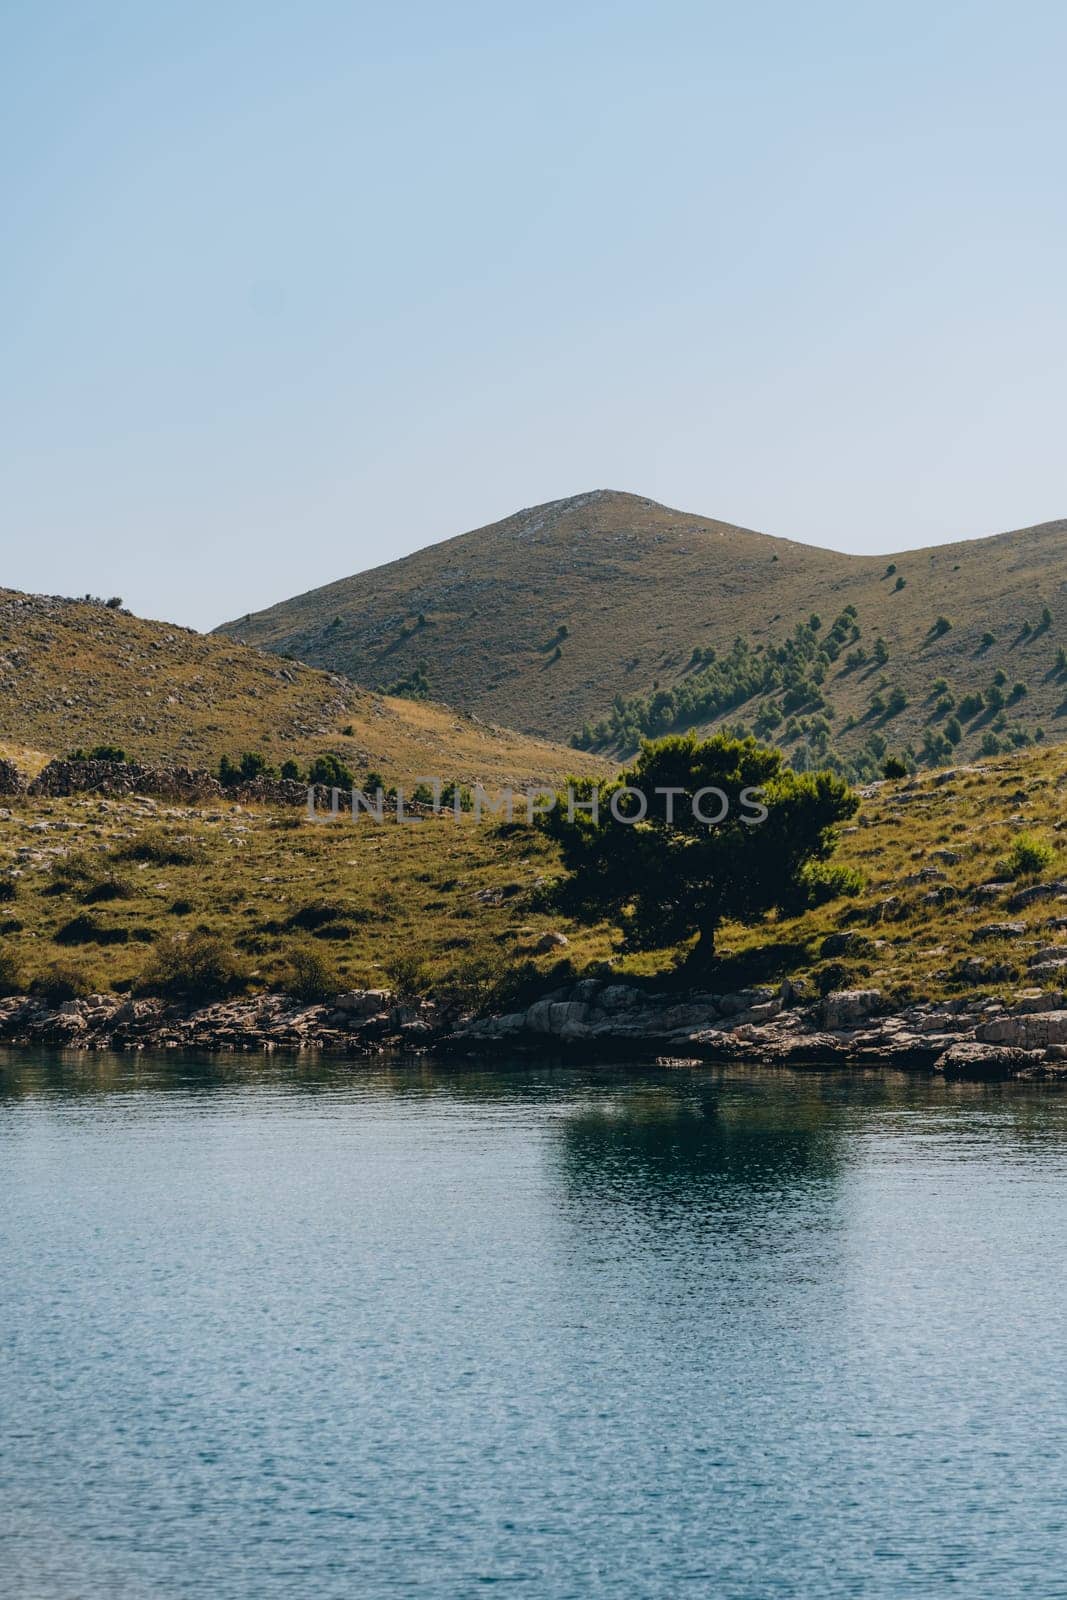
xmin=3 ymin=1 xmax=1066 ymax=630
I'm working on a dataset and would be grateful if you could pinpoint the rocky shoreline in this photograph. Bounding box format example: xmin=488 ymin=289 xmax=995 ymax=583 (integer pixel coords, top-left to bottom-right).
xmin=0 ymin=988 xmax=443 ymax=1055
xmin=4 ymin=978 xmax=1067 ymax=1080
xmin=452 ymin=978 xmax=1067 ymax=1079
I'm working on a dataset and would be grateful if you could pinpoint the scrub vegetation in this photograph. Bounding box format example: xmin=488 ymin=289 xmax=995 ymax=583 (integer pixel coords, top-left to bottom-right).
xmin=2 ymin=739 xmax=1066 ymax=1011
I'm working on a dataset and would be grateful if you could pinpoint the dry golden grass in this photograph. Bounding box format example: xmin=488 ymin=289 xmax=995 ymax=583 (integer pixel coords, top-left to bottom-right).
xmin=0 ymin=741 xmax=51 ymax=778
xmin=0 ymin=589 xmax=606 ymax=788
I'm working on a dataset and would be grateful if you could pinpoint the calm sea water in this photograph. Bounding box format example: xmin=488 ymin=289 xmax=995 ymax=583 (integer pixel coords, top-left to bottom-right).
xmin=2 ymin=1051 xmax=1067 ymax=1599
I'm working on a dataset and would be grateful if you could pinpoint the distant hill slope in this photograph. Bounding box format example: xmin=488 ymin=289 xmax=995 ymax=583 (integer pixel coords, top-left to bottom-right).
xmin=217 ymin=489 xmax=1067 ymax=778
xmin=0 ymin=589 xmax=606 ymax=788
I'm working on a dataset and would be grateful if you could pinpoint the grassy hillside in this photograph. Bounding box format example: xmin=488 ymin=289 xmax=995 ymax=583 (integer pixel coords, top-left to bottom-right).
xmin=2 ymin=741 xmax=1066 ymax=1008
xmin=0 ymin=588 xmax=605 ymax=789
xmin=216 ymin=490 xmax=1067 ymax=780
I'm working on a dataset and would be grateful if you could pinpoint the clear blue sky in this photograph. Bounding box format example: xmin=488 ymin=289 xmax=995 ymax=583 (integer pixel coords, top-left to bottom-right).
xmin=3 ymin=1 xmax=1065 ymax=629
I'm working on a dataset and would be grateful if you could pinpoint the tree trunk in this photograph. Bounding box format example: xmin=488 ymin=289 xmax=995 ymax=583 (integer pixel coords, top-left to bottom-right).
xmin=683 ymin=923 xmax=718 ymax=977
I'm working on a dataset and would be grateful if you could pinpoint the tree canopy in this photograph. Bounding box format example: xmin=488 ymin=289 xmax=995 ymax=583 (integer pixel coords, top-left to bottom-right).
xmin=538 ymin=733 xmax=859 ymax=967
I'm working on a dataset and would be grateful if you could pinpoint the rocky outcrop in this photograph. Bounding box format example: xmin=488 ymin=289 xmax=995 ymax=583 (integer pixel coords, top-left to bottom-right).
xmin=450 ymin=980 xmax=1067 ymax=1080
xmin=6 ymin=978 xmax=1067 ymax=1083
xmin=1007 ymin=880 xmax=1067 ymax=911
xmin=820 ymin=989 xmax=882 ymax=1028
xmin=934 ymin=1041 xmax=1049 ymax=1079
xmin=0 ymin=988 xmax=441 ymax=1053
xmin=976 ymin=1009 xmax=1067 ymax=1049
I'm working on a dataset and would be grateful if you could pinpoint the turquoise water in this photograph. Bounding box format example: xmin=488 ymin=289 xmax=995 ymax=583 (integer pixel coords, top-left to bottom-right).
xmin=2 ymin=1052 xmax=1067 ymax=1598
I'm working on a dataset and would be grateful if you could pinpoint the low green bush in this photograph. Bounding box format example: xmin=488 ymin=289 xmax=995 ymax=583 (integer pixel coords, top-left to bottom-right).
xmin=82 ymin=875 xmax=134 ymax=903
xmin=799 ymin=861 xmax=865 ymax=906
xmin=1001 ymin=833 xmax=1056 ymax=879
xmin=112 ymin=830 xmax=200 ymax=867
xmin=219 ymin=751 xmax=277 ymax=788
xmin=0 ymin=947 xmax=24 ymax=996
xmin=47 ymin=851 xmax=104 ymax=892
xmin=31 ymin=960 xmax=96 ymax=1004
xmin=306 ymin=752 xmax=356 ymax=790
xmin=383 ymin=951 xmax=432 ymax=998
xmin=280 ymin=940 xmax=341 ymax=1005
xmin=815 ymin=961 xmax=872 ymax=995
xmin=55 ymin=915 xmax=130 ymax=946
xmin=139 ymin=932 xmax=246 ymax=1001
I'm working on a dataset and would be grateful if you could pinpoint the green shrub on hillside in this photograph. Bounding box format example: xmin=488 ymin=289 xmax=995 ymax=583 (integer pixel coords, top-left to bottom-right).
xmin=307 ymin=752 xmax=356 ymax=790
xmin=47 ymin=850 xmax=105 ymax=892
xmin=139 ymin=932 xmax=246 ymax=1001
xmin=219 ymin=751 xmax=277 ymax=787
xmin=798 ymin=861 xmax=865 ymax=906
xmin=67 ymin=743 xmax=128 ymax=764
xmin=384 ymin=951 xmax=432 ymax=997
xmin=31 ymin=960 xmax=95 ymax=1004
xmin=1000 ymin=833 xmax=1056 ymax=879
xmin=440 ymin=780 xmax=474 ymax=812
xmin=434 ymin=951 xmax=515 ymax=1013
xmin=54 ymin=914 xmax=130 ymax=947
xmin=0 ymin=948 xmax=23 ymax=996
xmin=386 ymin=663 xmax=432 ymax=700
xmin=280 ymin=939 xmax=341 ymax=1004
xmin=113 ymin=830 xmax=200 ymax=867
xmin=923 ymin=729 xmax=952 ymax=762
xmin=81 ymin=874 xmax=134 ymax=904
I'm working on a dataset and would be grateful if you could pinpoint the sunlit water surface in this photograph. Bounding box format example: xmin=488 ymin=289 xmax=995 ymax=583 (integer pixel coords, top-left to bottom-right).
xmin=3 ymin=1049 xmax=1067 ymax=1598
